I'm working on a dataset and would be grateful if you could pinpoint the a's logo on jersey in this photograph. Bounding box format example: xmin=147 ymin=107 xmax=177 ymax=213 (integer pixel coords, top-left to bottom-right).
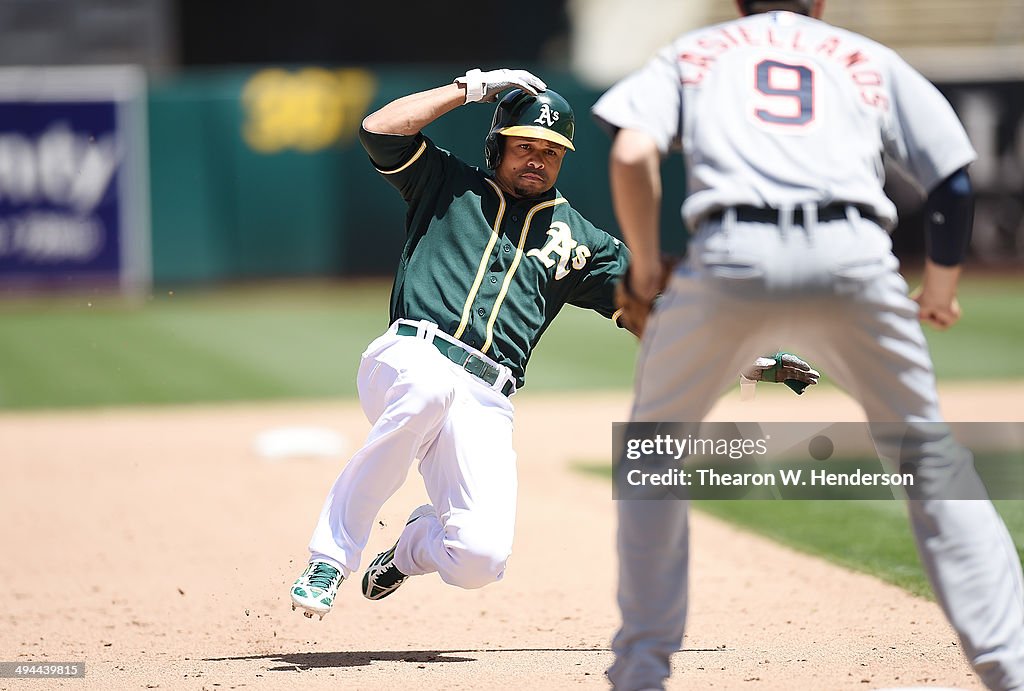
xmin=533 ymin=104 xmax=559 ymax=127
xmin=527 ymin=221 xmax=591 ymax=280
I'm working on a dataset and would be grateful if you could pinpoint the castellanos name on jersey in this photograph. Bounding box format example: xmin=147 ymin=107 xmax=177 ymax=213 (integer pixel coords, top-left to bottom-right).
xmin=527 ymin=221 xmax=591 ymax=280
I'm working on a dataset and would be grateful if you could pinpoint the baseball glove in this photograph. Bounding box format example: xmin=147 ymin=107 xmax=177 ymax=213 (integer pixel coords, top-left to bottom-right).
xmin=743 ymin=352 xmax=820 ymax=395
xmin=615 ymin=255 xmax=681 ymax=337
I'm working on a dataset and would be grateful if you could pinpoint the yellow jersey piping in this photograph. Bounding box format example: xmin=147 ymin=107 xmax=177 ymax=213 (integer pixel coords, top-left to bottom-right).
xmin=454 ymin=178 xmax=506 ymax=340
xmin=482 ymin=196 xmax=567 ymax=354
xmin=376 ymin=141 xmax=427 ymax=175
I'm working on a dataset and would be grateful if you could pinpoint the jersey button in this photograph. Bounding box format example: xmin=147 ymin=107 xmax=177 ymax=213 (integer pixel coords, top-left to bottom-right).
xmin=477 ymin=307 xmax=486 ymax=316
xmin=511 ymin=214 xmax=519 ymax=222
xmin=503 ymin=244 xmax=511 ymax=253
xmin=489 ymin=276 xmax=497 ymax=284
xmin=467 ymin=338 xmax=478 ymax=347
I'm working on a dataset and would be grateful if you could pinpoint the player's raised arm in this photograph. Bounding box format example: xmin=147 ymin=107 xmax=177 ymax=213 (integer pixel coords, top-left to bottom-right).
xmin=362 ymin=68 xmax=547 ymax=136
xmin=361 ymin=84 xmax=465 ymax=136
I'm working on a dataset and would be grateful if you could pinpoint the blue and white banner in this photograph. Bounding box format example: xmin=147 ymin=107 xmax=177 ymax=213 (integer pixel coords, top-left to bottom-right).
xmin=0 ymin=67 xmax=150 ymax=293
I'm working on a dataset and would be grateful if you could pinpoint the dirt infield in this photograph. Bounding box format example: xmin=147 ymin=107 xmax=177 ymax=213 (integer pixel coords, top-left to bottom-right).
xmin=1 ymin=382 xmax=1020 ymax=690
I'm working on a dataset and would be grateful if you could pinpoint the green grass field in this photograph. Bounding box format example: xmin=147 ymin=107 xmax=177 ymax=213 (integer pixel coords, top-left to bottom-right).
xmin=0 ymin=274 xmax=1021 ymax=410
xmin=694 ymin=498 xmax=1024 ymax=598
xmin=0 ymin=279 xmax=636 ymax=409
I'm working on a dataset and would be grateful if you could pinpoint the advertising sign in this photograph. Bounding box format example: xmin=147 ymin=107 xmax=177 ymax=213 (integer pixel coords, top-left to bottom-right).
xmin=0 ymin=67 xmax=149 ymax=293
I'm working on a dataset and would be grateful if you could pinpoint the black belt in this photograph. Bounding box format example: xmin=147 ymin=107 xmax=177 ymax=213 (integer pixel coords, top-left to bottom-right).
xmin=396 ymin=323 xmax=514 ymax=396
xmin=709 ymin=204 xmax=879 ymax=226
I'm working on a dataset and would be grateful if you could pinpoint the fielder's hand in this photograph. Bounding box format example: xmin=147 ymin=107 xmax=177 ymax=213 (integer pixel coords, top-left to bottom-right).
xmin=743 ymin=352 xmax=820 ymax=395
xmin=615 ymin=255 xmax=680 ymax=338
xmin=454 ymin=68 xmax=546 ymax=104
xmin=911 ymin=260 xmax=963 ymax=330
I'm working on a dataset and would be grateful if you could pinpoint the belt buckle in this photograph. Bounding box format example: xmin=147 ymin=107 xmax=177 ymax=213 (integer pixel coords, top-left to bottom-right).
xmin=465 ymin=355 xmax=498 ymax=385
xmin=445 ymin=343 xmax=501 ymax=389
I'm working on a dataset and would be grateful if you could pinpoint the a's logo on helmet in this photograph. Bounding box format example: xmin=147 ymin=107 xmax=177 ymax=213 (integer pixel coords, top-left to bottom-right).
xmin=534 ymin=104 xmax=559 ymax=127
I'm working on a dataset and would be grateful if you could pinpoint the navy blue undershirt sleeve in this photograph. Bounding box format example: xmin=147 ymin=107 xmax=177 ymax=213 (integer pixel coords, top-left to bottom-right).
xmin=924 ymin=167 xmax=974 ymax=266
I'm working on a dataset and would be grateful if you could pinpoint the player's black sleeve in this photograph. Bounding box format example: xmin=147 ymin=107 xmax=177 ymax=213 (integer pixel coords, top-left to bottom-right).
xmin=358 ymin=126 xmax=447 ymax=203
xmin=924 ymin=167 xmax=974 ymax=267
xmin=358 ymin=126 xmax=424 ymax=170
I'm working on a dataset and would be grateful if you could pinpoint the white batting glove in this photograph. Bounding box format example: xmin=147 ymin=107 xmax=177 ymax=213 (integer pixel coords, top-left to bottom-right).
xmin=454 ymin=68 xmax=546 ymax=104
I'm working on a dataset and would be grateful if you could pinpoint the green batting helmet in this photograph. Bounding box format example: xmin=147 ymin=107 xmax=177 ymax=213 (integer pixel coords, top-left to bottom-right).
xmin=484 ymin=89 xmax=575 ymax=170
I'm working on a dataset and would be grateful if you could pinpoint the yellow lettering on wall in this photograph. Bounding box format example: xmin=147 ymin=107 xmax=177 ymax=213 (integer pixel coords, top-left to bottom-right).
xmin=242 ymin=68 xmax=377 ymax=153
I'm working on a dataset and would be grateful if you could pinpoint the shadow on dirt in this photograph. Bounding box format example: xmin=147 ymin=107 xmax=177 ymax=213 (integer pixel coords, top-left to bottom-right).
xmin=206 ymin=646 xmax=730 ymax=672
xmin=206 ymin=648 xmax=612 ymax=670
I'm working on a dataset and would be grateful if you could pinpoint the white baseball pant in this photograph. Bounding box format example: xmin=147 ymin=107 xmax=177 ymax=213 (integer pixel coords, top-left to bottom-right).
xmin=307 ymin=320 xmax=518 ymax=590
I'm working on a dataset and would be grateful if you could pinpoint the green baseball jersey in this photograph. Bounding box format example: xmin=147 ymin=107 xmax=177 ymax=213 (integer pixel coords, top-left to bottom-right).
xmin=359 ymin=126 xmax=630 ymax=389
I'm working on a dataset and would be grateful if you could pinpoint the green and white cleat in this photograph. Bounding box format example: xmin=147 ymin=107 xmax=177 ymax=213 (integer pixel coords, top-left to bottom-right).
xmin=290 ymin=561 xmax=344 ymax=620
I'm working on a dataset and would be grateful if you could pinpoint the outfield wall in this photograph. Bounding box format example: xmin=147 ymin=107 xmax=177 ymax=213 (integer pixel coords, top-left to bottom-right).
xmin=144 ymin=66 xmax=1023 ymax=284
xmin=146 ymin=65 xmax=654 ymax=284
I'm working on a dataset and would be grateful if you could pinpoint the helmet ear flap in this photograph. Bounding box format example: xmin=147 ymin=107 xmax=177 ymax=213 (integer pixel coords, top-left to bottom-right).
xmin=484 ymin=132 xmax=502 ymax=169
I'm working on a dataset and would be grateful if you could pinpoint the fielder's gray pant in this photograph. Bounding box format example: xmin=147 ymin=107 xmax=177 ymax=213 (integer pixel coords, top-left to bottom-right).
xmin=608 ymin=211 xmax=1024 ymax=691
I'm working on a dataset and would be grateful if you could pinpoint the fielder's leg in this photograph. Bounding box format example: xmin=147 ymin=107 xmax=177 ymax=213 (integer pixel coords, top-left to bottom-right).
xmin=609 ymin=269 xmax=781 ymax=690
xmin=802 ymin=268 xmax=1024 ymax=691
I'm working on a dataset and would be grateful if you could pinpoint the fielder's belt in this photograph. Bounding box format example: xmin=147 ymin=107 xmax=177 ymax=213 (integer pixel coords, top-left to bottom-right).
xmin=396 ymin=323 xmax=515 ymax=396
xmin=709 ymin=204 xmax=881 ymax=226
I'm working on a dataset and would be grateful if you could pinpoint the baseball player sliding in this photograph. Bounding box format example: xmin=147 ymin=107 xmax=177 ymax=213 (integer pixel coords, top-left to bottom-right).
xmin=594 ymin=1 xmax=1024 ymax=690
xmin=289 ymin=68 xmax=818 ymax=620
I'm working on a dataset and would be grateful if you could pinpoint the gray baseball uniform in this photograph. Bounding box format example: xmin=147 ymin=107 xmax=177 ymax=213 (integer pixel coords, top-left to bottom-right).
xmin=593 ymin=10 xmax=1024 ymax=691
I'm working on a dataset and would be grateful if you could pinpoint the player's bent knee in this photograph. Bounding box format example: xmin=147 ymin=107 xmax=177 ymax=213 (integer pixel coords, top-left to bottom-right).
xmin=438 ymin=541 xmax=511 ymax=590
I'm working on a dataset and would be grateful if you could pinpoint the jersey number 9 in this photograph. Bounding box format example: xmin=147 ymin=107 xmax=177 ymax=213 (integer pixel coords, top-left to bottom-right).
xmin=753 ymin=59 xmax=815 ymax=127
